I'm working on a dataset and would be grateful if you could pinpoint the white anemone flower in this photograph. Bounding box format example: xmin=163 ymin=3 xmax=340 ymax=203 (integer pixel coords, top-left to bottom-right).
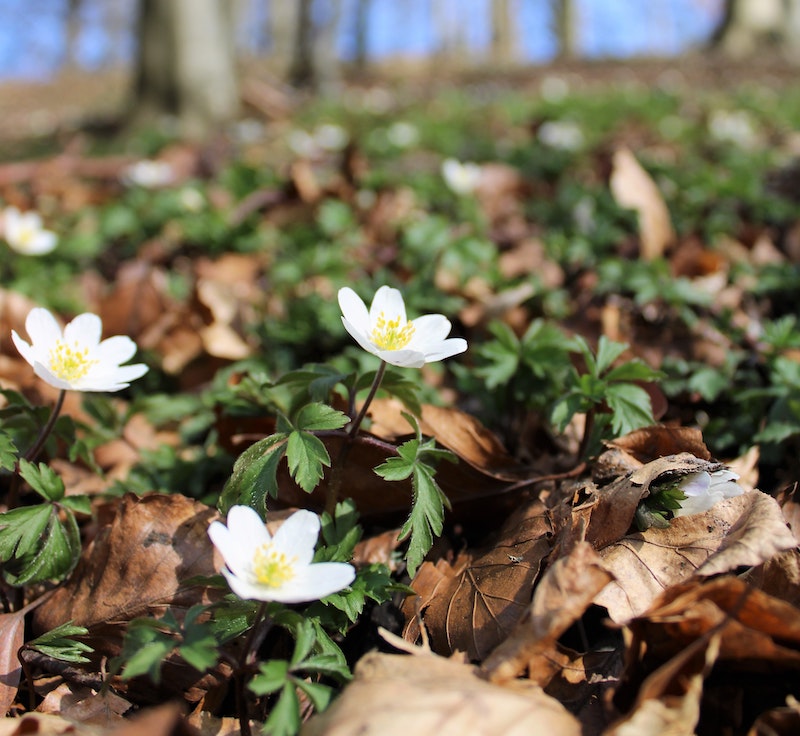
xmin=338 ymin=286 xmax=467 ymax=369
xmin=208 ymin=506 xmax=356 ymax=603
xmin=2 ymin=206 xmax=57 ymax=256
xmin=122 ymin=160 xmax=175 ymax=188
xmin=12 ymin=308 xmax=148 ymax=392
xmin=673 ymin=468 xmax=745 ymax=518
xmin=441 ymin=158 xmax=482 ymax=196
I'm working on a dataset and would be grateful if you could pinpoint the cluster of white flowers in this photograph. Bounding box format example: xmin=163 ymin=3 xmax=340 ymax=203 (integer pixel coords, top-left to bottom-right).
xmin=674 ymin=468 xmax=745 ymax=517
xmin=1 ymin=206 xmax=57 ymax=256
xmin=441 ymin=158 xmax=482 ymax=196
xmin=538 ymin=120 xmax=585 ymax=152
xmin=707 ymin=109 xmax=760 ymax=149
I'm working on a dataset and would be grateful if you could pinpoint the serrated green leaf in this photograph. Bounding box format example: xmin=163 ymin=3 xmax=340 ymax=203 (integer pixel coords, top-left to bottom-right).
xmin=249 ymin=660 xmax=290 ymax=696
xmin=293 ymin=403 xmax=348 ymax=432
xmin=605 ymin=383 xmax=655 ymax=436
xmin=294 ymin=679 xmax=333 ymax=712
xmin=595 ymin=336 xmax=629 ymax=375
xmin=604 ymin=360 xmax=663 ymax=383
xmin=0 ymin=431 xmax=18 ymax=471
xmin=373 ymin=453 xmax=414 ymax=482
xmin=18 ymin=459 xmax=65 ymax=502
xmin=14 ymin=508 xmax=81 ymax=585
xmin=398 ymin=461 xmax=447 ymax=577
xmin=219 ymin=433 xmax=288 ymax=513
xmin=0 ymin=504 xmax=52 ymax=560
xmin=60 ymin=495 xmax=92 ymax=516
xmin=550 ymin=391 xmax=587 ymax=433
xmin=28 ymin=622 xmax=93 ymax=664
xmin=120 ymin=639 xmax=173 ymax=683
xmin=263 ymin=682 xmax=300 ymax=736
xmin=286 ymin=430 xmax=330 ymax=493
xmin=290 ymin=619 xmax=316 ymax=667
xmin=317 ymin=499 xmax=362 ymax=562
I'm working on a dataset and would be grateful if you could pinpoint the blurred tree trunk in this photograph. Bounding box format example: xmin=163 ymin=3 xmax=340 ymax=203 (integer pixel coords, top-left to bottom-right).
xmin=285 ymin=0 xmax=343 ymax=92
xmin=553 ymin=0 xmax=577 ymax=59
xmin=133 ymin=0 xmax=239 ymax=139
xmin=490 ymin=0 xmax=518 ymax=66
xmin=713 ymin=0 xmax=800 ymax=60
xmin=64 ymin=0 xmax=82 ymax=69
xmin=433 ymin=0 xmax=469 ymax=66
xmin=352 ymin=0 xmax=371 ymax=73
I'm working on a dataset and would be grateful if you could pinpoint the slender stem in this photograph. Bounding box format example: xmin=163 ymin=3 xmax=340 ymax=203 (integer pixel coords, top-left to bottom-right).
xmin=6 ymin=390 xmax=67 ymax=510
xmin=325 ymin=361 xmax=388 ymax=515
xmin=236 ymin=602 xmax=270 ymax=736
xmin=25 ymin=389 xmax=66 ymax=464
xmin=347 ymin=361 xmax=387 ymax=440
xmin=577 ymin=407 xmax=595 ymax=461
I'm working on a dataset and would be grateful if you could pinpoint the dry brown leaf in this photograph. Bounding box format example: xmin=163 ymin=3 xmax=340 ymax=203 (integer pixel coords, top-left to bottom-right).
xmin=402 ymin=501 xmax=552 ymax=660
xmin=606 ymin=632 xmax=721 ymax=736
xmin=594 ymin=490 xmax=796 ymax=622
xmin=33 ymin=493 xmax=225 ymax=702
xmin=302 ymin=650 xmax=581 ymax=736
xmin=0 ymin=712 xmax=104 ymax=736
xmin=483 ymin=541 xmax=615 ymax=684
xmin=0 ymin=609 xmax=25 ymax=716
xmin=37 ymin=683 xmax=132 ymax=726
xmin=610 ymin=147 xmax=675 ymax=260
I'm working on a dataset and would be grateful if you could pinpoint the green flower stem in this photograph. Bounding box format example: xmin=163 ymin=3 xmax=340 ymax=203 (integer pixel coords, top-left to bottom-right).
xmin=7 ymin=389 xmax=66 ymax=510
xmin=325 ymin=361 xmax=387 ymax=514
xmin=237 ymin=601 xmax=271 ymax=736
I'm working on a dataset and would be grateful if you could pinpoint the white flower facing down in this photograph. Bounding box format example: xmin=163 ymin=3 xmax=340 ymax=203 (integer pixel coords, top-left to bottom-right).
xmin=2 ymin=206 xmax=57 ymax=255
xmin=441 ymin=158 xmax=482 ymax=196
xmin=673 ymin=468 xmax=745 ymax=518
xmin=339 ymin=286 xmax=467 ymax=369
xmin=12 ymin=308 xmax=148 ymax=392
xmin=208 ymin=506 xmax=356 ymax=603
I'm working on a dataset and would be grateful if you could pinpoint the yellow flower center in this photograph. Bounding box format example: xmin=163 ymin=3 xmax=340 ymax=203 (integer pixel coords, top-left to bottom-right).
xmin=252 ymin=543 xmax=296 ymax=588
xmin=370 ymin=311 xmax=415 ymax=351
xmin=48 ymin=340 xmax=97 ymax=382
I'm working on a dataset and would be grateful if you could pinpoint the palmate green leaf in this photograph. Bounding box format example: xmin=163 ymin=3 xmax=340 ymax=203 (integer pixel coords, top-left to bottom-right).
xmin=550 ymin=391 xmax=589 ymax=433
xmin=294 ymin=679 xmax=333 ymax=712
xmin=605 ymin=382 xmax=655 ymax=436
xmin=0 ymin=430 xmax=17 ymax=471
xmin=28 ymin=622 xmax=93 ymax=664
xmin=0 ymin=504 xmax=52 ymax=560
xmin=178 ymin=607 xmax=219 ymax=673
xmin=604 ymin=359 xmax=664 ymax=383
xmin=263 ymin=682 xmax=300 ymax=736
xmin=594 ymin=335 xmax=629 ymax=375
xmin=18 ymin=459 xmax=65 ymax=502
xmin=474 ymin=321 xmax=520 ymax=389
xmin=286 ymin=430 xmax=330 ymax=493
xmin=219 ymin=433 xmax=288 ymax=514
xmin=293 ymin=402 xmax=349 ymax=432
xmin=13 ymin=508 xmax=81 ymax=585
xmin=60 ymin=495 xmax=92 ymax=516
xmin=317 ymin=498 xmax=362 ymax=562
xmin=249 ymin=660 xmax=290 ymax=696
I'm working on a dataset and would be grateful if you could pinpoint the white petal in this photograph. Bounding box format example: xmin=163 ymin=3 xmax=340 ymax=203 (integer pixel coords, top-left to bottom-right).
xmin=227 ymin=505 xmax=272 ymax=546
xmin=32 ymin=362 xmax=73 ymax=390
xmin=25 ymin=308 xmax=62 ymax=351
xmin=341 ymin=317 xmax=379 ymax=356
xmin=370 ymin=286 xmax=407 ymax=325
xmin=11 ymin=330 xmax=34 ymax=366
xmin=208 ymin=520 xmax=255 ymax=579
xmin=375 ymin=348 xmax=427 ymax=368
xmin=407 ymin=314 xmax=452 ymax=349
xmin=64 ymin=313 xmax=102 ymax=348
xmin=338 ymin=288 xmax=370 ymax=334
xmin=264 ymin=562 xmax=355 ymax=603
xmin=678 ymin=471 xmax=711 ymax=498
xmin=420 ymin=337 xmax=468 ymax=362
xmin=221 ymin=569 xmax=276 ymax=602
xmin=272 ymin=509 xmax=320 ymax=567
xmin=96 ymin=335 xmax=138 ymax=366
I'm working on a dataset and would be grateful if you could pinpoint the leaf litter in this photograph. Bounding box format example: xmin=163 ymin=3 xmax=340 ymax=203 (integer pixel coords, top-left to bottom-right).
xmin=1 ymin=61 xmax=800 ymax=735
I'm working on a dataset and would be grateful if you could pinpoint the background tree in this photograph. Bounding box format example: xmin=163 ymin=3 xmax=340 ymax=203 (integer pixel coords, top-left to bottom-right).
xmin=553 ymin=0 xmax=578 ymax=59
xmin=133 ymin=0 xmax=239 ymax=139
xmin=712 ymin=0 xmax=800 ymax=60
xmin=490 ymin=0 xmax=519 ymax=66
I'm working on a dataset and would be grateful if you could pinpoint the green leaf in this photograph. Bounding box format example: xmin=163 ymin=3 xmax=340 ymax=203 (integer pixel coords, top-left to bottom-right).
xmin=286 ymin=430 xmax=330 ymax=493
xmin=293 ymin=402 xmax=348 ymax=432
xmin=550 ymin=391 xmax=588 ymax=433
xmin=178 ymin=611 xmax=219 ymax=673
xmin=18 ymin=459 xmax=65 ymax=502
xmin=595 ymin=336 xmax=629 ymax=375
xmin=290 ymin=619 xmax=316 ymax=667
xmin=60 ymin=495 xmax=92 ymax=516
xmin=28 ymin=622 xmax=93 ymax=664
xmin=294 ymin=679 xmax=332 ymax=712
xmin=604 ymin=360 xmax=663 ymax=383
xmin=14 ymin=508 xmax=81 ymax=585
xmin=119 ymin=639 xmax=173 ymax=683
xmin=605 ymin=383 xmax=655 ymax=436
xmin=263 ymin=682 xmax=300 ymax=736
xmin=373 ymin=450 xmax=415 ymax=482
xmin=219 ymin=433 xmax=288 ymax=513
xmin=398 ymin=460 xmax=448 ymax=576
xmin=0 ymin=504 xmax=52 ymax=560
xmin=249 ymin=660 xmax=290 ymax=696
xmin=0 ymin=430 xmax=17 ymax=471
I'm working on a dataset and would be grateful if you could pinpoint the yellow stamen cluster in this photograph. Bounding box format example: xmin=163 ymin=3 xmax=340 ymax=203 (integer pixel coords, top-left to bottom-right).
xmin=48 ymin=340 xmax=97 ymax=382
xmin=253 ymin=543 xmax=296 ymax=588
xmin=370 ymin=311 xmax=415 ymax=351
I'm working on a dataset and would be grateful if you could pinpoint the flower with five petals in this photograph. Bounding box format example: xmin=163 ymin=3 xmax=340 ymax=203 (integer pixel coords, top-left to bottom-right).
xmin=208 ymin=506 xmax=355 ymax=603
xmin=2 ymin=206 xmax=57 ymax=256
xmin=12 ymin=308 xmax=148 ymax=392
xmin=338 ymin=286 xmax=467 ymax=368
